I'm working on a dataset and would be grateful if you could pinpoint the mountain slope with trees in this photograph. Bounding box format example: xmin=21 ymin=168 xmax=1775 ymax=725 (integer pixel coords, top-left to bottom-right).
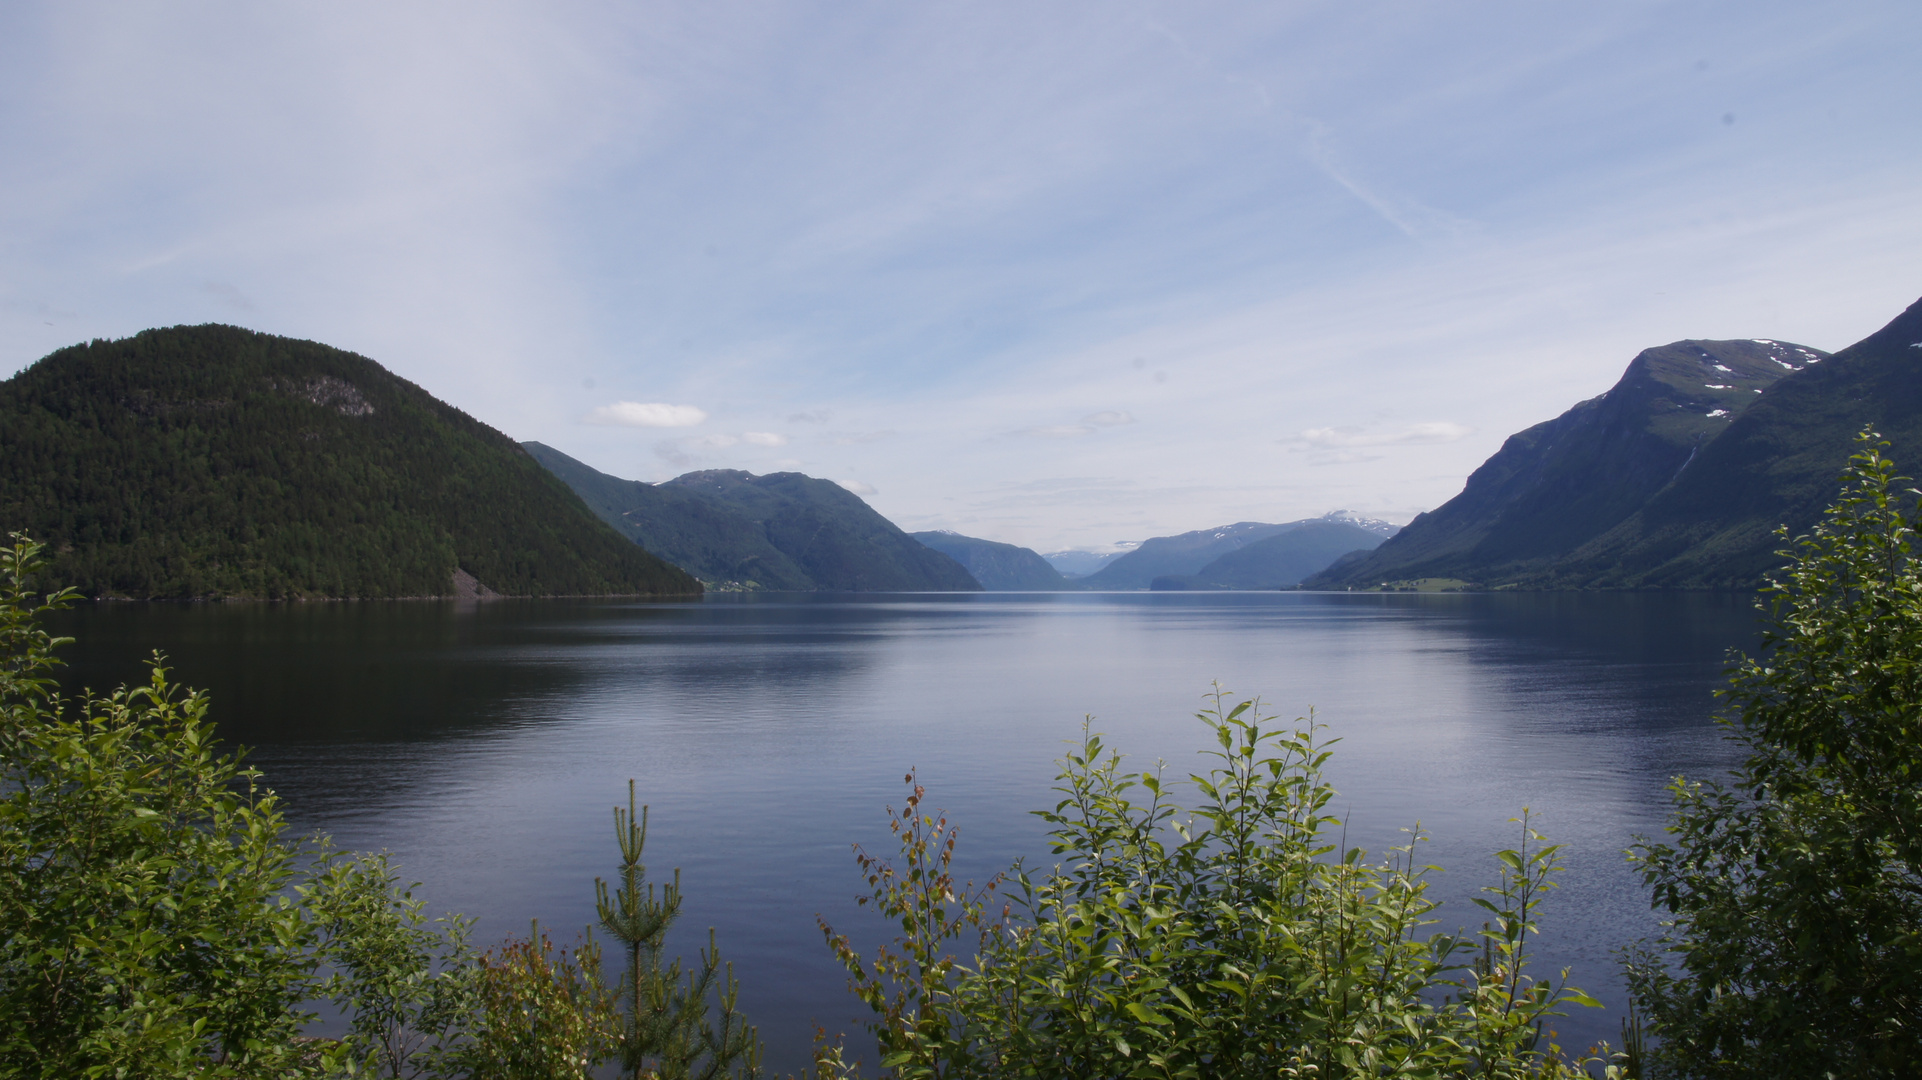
xmin=0 ymin=325 xmax=696 ymax=599
xmin=526 ymin=443 xmax=981 ymax=591
xmin=523 ymin=441 xmax=815 ymax=590
xmin=661 ymin=470 xmax=978 ymax=591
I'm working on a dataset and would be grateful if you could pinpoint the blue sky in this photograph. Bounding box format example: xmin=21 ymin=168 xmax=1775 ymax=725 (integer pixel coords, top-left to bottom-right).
xmin=4 ymin=2 xmax=1919 ymax=553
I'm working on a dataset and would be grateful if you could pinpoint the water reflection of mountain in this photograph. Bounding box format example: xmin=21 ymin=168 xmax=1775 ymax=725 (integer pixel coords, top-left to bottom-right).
xmin=48 ymin=597 xmax=895 ymax=743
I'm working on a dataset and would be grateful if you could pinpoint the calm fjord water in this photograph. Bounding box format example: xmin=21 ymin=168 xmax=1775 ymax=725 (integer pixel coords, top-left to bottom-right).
xmin=52 ymin=591 xmax=1757 ymax=1066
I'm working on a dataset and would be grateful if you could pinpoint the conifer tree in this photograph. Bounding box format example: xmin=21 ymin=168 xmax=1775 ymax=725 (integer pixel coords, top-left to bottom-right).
xmin=596 ymin=780 xmax=762 ymax=1080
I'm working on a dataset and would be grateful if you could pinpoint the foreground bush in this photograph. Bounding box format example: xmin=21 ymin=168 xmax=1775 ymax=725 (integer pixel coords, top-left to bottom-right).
xmin=0 ymin=537 xmax=338 ymax=1077
xmin=823 ymin=695 xmax=1617 ymax=1079
xmin=0 ymin=534 xmax=759 ymax=1079
xmin=1628 ymin=434 xmax=1922 ymax=1078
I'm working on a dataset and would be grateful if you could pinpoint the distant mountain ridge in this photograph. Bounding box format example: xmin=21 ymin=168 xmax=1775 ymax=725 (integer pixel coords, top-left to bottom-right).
xmin=1316 ymin=510 xmax=1402 ymax=537
xmin=1075 ymin=522 xmax=1292 ymax=590
xmin=526 ymin=442 xmax=980 ymax=591
xmin=911 ymin=532 xmax=1069 ymax=590
xmin=0 ymin=326 xmax=697 ymax=599
xmin=1078 ymin=512 xmax=1399 ymax=590
xmin=1152 ymin=521 xmax=1389 ymax=590
xmin=1044 ymin=548 xmax=1130 ymax=578
xmin=1314 ymin=295 xmax=1922 ymax=589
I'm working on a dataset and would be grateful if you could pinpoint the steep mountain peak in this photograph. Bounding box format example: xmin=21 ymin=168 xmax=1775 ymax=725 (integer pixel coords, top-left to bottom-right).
xmin=1611 ymin=338 xmax=1822 ymax=447
xmin=1308 ymin=294 xmax=1922 ymax=590
xmin=1309 ymin=334 xmax=1827 ymax=588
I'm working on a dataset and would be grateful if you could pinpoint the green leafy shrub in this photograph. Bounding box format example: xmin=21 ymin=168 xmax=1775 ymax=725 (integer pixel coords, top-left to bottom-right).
xmin=306 ymin=851 xmax=482 ymax=1078
xmin=824 ymin=693 xmax=1615 ymax=1079
xmin=1628 ymin=434 xmax=1922 ymax=1078
xmin=0 ymin=534 xmax=342 ymax=1078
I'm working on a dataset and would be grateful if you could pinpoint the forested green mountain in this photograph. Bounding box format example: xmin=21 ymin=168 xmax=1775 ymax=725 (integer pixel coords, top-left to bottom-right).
xmin=523 ymin=442 xmax=816 ymax=590
xmin=526 ymin=443 xmax=981 ymax=591
xmin=0 ymin=325 xmax=698 ymax=599
xmin=1151 ymin=521 xmax=1387 ymax=590
xmin=662 ymin=470 xmax=977 ymax=591
xmin=910 ymin=531 xmax=1069 ymax=590
xmin=1313 ymin=294 xmax=1922 ymax=589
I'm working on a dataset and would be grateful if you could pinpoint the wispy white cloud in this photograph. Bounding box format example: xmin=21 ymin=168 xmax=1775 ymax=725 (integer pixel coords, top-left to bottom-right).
xmin=742 ymin=431 xmax=787 ymax=446
xmin=584 ymin=402 xmax=708 ymax=428
xmin=835 ymin=479 xmax=877 ymax=496
xmin=1291 ymin=422 xmax=1473 ymax=450
xmin=1302 ymin=122 xmax=1477 ymax=240
xmin=1083 ymin=410 xmax=1135 ymax=427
